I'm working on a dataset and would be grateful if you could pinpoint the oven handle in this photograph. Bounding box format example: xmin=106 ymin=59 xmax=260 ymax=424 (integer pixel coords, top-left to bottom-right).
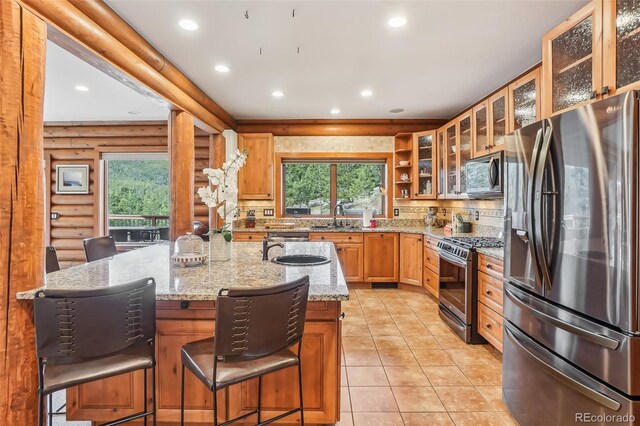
xmin=439 ymin=251 xmax=467 ymax=268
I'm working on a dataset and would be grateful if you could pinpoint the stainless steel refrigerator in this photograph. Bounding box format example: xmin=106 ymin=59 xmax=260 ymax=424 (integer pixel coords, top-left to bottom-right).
xmin=503 ymin=91 xmax=640 ymax=425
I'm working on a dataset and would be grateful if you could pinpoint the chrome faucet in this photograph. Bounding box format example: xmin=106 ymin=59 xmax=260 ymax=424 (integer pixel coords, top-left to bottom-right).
xmin=262 ymin=237 xmax=284 ymax=261
xmin=333 ymin=202 xmax=345 ymax=228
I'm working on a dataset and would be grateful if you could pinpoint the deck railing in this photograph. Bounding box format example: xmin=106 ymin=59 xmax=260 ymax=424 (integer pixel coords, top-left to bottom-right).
xmin=108 ymin=214 xmax=170 ymax=228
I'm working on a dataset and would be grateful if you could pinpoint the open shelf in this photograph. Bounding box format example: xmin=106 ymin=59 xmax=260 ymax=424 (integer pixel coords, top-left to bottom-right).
xmin=395 ymin=164 xmax=412 ymax=169
xmin=395 ymin=180 xmax=412 ymax=184
xmin=395 ymin=148 xmax=412 ymax=154
xmin=556 ymin=53 xmax=592 ymax=75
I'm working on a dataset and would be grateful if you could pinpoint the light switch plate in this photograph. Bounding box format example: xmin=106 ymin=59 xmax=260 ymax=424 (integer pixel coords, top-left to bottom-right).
xmin=393 ymin=208 xmax=400 ymax=217
xmin=263 ymin=209 xmax=274 ymax=217
xmin=475 ymin=211 xmax=479 ymax=220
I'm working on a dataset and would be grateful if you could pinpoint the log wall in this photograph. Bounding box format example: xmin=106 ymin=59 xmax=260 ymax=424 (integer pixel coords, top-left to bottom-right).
xmin=44 ymin=121 xmax=212 ymax=268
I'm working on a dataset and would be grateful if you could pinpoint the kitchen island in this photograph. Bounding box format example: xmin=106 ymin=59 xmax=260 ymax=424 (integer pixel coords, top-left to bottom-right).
xmin=18 ymin=242 xmax=348 ymax=425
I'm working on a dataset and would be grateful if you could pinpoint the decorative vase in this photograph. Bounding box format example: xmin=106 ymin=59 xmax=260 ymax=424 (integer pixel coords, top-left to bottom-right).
xmin=209 ymin=233 xmax=231 ymax=262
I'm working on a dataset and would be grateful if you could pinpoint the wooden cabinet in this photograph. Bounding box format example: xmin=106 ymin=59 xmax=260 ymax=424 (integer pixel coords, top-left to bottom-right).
xmin=310 ymin=233 xmax=364 ymax=283
xmin=443 ymin=112 xmax=471 ymax=199
xmin=602 ymin=0 xmax=640 ymax=96
xmin=399 ymin=233 xmax=423 ymax=286
xmin=394 ymin=133 xmax=413 ymax=199
xmin=412 ymin=131 xmax=437 ymax=199
xmin=477 ymin=254 xmax=505 ymax=353
xmin=232 ymin=231 xmax=267 ymax=242
xmin=457 ymin=112 xmax=472 ymax=197
xmin=473 ymin=89 xmax=510 ymax=157
xmin=68 ymin=301 xmax=342 ymax=424
xmin=237 ymin=133 xmax=274 ymax=200
xmin=508 ymin=68 xmax=541 ymax=133
xmin=542 ymin=1 xmax=602 ymax=116
xmin=363 ymin=233 xmax=399 ymax=282
xmin=423 ymin=235 xmax=440 ymax=298
xmin=436 ymin=127 xmax=446 ymax=198
xmin=443 ymin=121 xmax=458 ymax=199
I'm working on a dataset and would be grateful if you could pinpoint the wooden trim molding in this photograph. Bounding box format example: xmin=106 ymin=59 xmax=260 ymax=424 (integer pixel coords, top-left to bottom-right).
xmin=274 ymin=152 xmax=394 ymax=218
xmin=236 ymin=119 xmax=446 ymax=136
xmin=17 ymin=0 xmax=234 ymax=132
xmin=0 ymin=2 xmax=46 ymax=423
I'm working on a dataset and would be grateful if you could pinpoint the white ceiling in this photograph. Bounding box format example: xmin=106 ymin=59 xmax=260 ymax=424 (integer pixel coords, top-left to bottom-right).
xmin=44 ymin=41 xmax=169 ymax=122
xmin=106 ymin=0 xmax=588 ymax=120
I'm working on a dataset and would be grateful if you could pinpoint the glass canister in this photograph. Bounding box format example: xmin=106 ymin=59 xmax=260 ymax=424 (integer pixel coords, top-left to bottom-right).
xmin=174 ymin=232 xmax=205 ymax=256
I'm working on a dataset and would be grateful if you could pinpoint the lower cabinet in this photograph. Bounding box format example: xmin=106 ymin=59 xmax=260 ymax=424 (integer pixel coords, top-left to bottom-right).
xmin=399 ymin=233 xmax=423 ymax=286
xmin=423 ymin=236 xmax=440 ymax=298
xmin=310 ymin=233 xmax=363 ymax=283
xmin=66 ymin=301 xmax=342 ymax=424
xmin=363 ymin=233 xmax=399 ymax=282
xmin=477 ymin=254 xmax=505 ymax=352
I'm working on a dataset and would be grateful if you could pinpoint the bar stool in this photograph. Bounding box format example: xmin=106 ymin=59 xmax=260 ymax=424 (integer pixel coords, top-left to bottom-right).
xmin=45 ymin=246 xmax=60 ymax=274
xmin=83 ymin=235 xmax=117 ymax=262
xmin=180 ymin=276 xmax=310 ymax=426
xmin=34 ymin=277 xmax=157 ymax=426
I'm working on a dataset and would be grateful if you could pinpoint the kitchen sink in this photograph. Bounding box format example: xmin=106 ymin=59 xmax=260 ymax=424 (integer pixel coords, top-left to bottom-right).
xmin=271 ymin=254 xmax=331 ymax=266
xmin=310 ymin=224 xmax=361 ymax=230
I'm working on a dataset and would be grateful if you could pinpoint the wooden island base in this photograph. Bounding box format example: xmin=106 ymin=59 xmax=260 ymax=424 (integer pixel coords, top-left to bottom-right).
xmin=67 ymin=300 xmax=342 ymax=425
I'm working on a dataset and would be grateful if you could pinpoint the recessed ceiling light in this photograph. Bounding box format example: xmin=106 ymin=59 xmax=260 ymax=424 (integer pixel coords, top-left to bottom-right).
xmin=214 ymin=64 xmax=230 ymax=73
xmin=388 ymin=16 xmax=407 ymax=28
xmin=390 ymin=108 xmax=405 ymax=113
xmin=272 ymin=90 xmax=284 ymax=98
xmin=74 ymin=85 xmax=89 ymax=92
xmin=330 ymin=108 xmax=341 ymax=115
xmin=360 ymin=89 xmax=373 ymax=97
xmin=179 ymin=19 xmax=198 ymax=31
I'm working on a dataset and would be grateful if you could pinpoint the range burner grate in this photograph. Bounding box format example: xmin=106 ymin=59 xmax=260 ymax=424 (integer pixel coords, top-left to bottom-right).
xmin=442 ymin=236 xmax=504 ymax=250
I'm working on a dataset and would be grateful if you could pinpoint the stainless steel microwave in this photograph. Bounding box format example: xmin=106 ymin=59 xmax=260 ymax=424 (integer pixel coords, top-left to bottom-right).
xmin=465 ymin=152 xmax=503 ymax=199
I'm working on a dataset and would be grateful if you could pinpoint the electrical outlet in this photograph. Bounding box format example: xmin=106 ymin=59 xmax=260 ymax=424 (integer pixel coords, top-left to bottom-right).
xmin=442 ymin=208 xmax=447 ymax=216
xmin=248 ymin=209 xmax=256 ymax=216
xmin=263 ymin=209 xmax=274 ymax=217
xmin=50 ymin=212 xmax=60 ymax=220
xmin=393 ymin=208 xmax=400 ymax=217
xmin=475 ymin=211 xmax=479 ymax=220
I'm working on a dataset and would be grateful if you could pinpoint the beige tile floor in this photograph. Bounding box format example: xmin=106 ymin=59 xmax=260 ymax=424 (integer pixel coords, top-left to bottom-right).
xmin=335 ymin=288 xmax=518 ymax=426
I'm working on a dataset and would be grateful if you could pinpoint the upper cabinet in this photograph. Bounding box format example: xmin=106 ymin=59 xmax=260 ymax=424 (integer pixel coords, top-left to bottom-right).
xmin=457 ymin=112 xmax=472 ymax=199
xmin=237 ymin=133 xmax=274 ymax=200
xmin=508 ymin=68 xmax=541 ymax=132
xmin=489 ymin=88 xmax=508 ymax=151
xmin=603 ymin=0 xmax=640 ymax=95
xmin=443 ymin=121 xmax=458 ymax=199
xmin=436 ymin=127 xmax=446 ymax=198
xmin=412 ymin=130 xmax=437 ymax=199
xmin=472 ymin=101 xmax=489 ymax=157
xmin=542 ymin=1 xmax=602 ymax=116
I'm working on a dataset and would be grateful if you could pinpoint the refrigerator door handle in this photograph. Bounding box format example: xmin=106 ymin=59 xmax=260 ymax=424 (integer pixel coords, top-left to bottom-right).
xmin=505 ymin=288 xmax=620 ymax=350
xmin=505 ymin=326 xmax=622 ymax=411
xmin=533 ymin=125 xmax=554 ymax=290
xmin=527 ymin=128 xmax=544 ymax=286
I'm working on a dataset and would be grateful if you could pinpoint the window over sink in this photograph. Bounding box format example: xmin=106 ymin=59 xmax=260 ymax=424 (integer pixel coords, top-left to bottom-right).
xmin=277 ymin=153 xmax=391 ymax=218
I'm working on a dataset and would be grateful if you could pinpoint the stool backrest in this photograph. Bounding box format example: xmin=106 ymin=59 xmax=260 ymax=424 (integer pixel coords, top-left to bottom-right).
xmin=45 ymin=246 xmax=60 ymax=274
xmin=83 ymin=235 xmax=117 ymax=262
xmin=34 ymin=278 xmax=156 ymax=359
xmin=214 ymin=276 xmax=310 ymax=360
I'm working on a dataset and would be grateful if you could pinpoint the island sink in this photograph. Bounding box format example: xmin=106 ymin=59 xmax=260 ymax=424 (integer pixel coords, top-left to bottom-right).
xmin=271 ymin=254 xmax=331 ymax=266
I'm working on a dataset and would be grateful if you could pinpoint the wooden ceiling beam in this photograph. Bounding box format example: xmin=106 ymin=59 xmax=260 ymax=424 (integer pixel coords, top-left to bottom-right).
xmin=235 ymin=119 xmax=447 ymax=136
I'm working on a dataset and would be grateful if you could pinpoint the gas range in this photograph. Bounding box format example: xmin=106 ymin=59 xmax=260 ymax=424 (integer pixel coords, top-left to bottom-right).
xmin=437 ymin=236 xmax=504 ymax=261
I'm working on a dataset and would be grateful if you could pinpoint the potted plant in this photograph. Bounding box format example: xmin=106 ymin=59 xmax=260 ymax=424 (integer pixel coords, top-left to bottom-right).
xmin=197 ymin=149 xmax=247 ymax=261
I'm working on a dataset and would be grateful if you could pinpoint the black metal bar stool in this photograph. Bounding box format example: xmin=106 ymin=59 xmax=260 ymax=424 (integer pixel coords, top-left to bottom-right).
xmin=83 ymin=235 xmax=117 ymax=262
xmin=34 ymin=277 xmax=157 ymax=426
xmin=180 ymin=276 xmax=310 ymax=426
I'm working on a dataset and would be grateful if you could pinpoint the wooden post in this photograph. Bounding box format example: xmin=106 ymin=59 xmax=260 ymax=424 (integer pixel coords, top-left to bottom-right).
xmin=0 ymin=1 xmax=46 ymax=424
xmin=209 ymin=134 xmax=226 ymax=230
xmin=168 ymin=111 xmax=195 ymax=241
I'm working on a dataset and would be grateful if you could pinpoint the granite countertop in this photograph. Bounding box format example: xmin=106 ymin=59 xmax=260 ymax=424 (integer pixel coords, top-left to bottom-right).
xmin=17 ymin=242 xmax=349 ymax=302
xmin=235 ymin=225 xmax=499 ymax=239
xmin=476 ymin=247 xmax=505 ymax=261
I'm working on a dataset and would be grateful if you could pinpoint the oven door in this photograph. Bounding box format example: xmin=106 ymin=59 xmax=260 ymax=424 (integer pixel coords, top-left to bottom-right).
xmin=438 ymin=251 xmax=472 ymax=324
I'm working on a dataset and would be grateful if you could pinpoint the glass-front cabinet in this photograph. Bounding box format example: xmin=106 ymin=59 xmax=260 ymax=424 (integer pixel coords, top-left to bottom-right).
xmin=472 ymin=101 xmax=489 ymax=157
xmin=603 ymin=0 xmax=640 ymax=95
xmin=508 ymin=68 xmax=540 ymax=132
xmin=542 ymin=1 xmax=601 ymax=116
xmin=457 ymin=112 xmax=472 ymax=199
xmin=489 ymin=89 xmax=508 ymax=151
xmin=412 ymin=130 xmax=437 ymax=199
xmin=437 ymin=127 xmax=446 ymax=198
xmin=444 ymin=122 xmax=458 ymax=199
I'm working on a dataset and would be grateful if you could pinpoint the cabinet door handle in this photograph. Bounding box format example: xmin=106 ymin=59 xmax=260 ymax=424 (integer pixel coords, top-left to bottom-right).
xmin=602 ymin=86 xmax=610 ymax=96
xmin=590 ymin=90 xmax=598 ymax=100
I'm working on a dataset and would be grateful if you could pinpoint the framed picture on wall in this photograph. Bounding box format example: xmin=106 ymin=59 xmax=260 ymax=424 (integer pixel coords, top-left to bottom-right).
xmin=55 ymin=165 xmax=89 ymax=194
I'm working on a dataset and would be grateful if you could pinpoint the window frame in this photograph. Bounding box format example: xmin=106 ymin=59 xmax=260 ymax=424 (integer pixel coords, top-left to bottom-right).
xmin=275 ymin=152 xmax=393 ymax=218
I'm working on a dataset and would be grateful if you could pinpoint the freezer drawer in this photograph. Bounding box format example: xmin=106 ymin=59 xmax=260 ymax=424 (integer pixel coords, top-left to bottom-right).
xmin=503 ymin=322 xmax=639 ymax=426
xmin=505 ymin=283 xmax=640 ymax=396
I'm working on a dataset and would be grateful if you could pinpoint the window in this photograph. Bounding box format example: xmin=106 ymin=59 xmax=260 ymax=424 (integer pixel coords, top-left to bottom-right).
xmin=102 ymin=152 xmax=169 ymax=245
xmin=280 ymin=155 xmax=389 ymax=217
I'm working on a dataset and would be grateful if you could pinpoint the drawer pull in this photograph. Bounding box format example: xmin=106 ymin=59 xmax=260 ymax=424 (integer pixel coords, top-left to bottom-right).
xmin=348 ymin=236 xmax=352 ymax=240
xmin=486 ymin=264 xmax=493 ymax=269
xmin=486 ymin=323 xmax=492 ymax=329
xmin=321 ymin=236 xmax=325 ymax=240
xmin=486 ymin=290 xmax=492 ymax=296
